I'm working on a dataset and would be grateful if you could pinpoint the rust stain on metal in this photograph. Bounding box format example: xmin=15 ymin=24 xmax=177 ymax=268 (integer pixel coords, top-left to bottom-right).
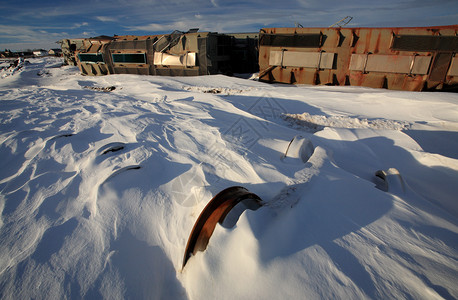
xmin=182 ymin=186 xmax=262 ymax=268
xmin=259 ymin=25 xmax=458 ymax=91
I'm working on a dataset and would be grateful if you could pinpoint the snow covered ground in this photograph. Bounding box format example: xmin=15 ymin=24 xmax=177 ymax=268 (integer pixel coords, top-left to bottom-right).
xmin=0 ymin=57 xmax=457 ymax=299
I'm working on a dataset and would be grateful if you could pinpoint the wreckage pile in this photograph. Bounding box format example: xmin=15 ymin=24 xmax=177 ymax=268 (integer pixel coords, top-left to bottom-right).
xmin=60 ymin=25 xmax=458 ymax=91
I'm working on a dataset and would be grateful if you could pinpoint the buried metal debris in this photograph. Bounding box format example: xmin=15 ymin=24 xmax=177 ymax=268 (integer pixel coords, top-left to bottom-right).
xmin=182 ymin=186 xmax=263 ymax=268
xmin=282 ymin=135 xmax=315 ymax=163
xmin=374 ymin=168 xmax=406 ymax=194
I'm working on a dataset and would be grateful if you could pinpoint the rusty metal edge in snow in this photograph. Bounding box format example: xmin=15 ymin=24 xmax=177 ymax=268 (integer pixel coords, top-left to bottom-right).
xmin=182 ymin=186 xmax=262 ymax=268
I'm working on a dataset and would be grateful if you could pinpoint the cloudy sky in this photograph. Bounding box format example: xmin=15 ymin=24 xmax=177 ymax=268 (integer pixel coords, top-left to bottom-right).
xmin=1 ymin=0 xmax=457 ymax=51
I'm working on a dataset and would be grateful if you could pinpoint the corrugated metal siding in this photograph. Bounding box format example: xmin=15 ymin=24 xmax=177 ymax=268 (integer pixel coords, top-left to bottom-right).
xmin=259 ymin=25 xmax=458 ymax=91
xmin=72 ymin=31 xmax=259 ymax=77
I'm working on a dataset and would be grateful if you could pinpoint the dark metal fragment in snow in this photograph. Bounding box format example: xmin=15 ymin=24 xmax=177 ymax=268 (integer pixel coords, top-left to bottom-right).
xmin=83 ymin=86 xmax=116 ymax=92
xmin=101 ymin=145 xmax=125 ymax=155
xmin=101 ymin=165 xmax=141 ymax=185
xmin=97 ymin=142 xmax=126 ymax=155
xmin=374 ymin=168 xmax=405 ymax=194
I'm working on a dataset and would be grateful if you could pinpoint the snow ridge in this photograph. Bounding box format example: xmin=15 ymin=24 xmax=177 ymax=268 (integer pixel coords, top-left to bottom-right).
xmin=283 ymin=112 xmax=412 ymax=131
xmin=0 ymin=57 xmax=457 ymax=300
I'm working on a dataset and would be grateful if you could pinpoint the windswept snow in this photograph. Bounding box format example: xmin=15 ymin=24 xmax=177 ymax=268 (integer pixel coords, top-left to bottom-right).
xmin=283 ymin=112 xmax=412 ymax=131
xmin=0 ymin=57 xmax=457 ymax=299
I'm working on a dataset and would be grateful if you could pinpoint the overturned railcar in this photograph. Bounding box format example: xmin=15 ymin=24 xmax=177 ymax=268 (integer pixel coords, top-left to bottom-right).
xmin=69 ymin=31 xmax=259 ymax=76
xmin=258 ymin=25 xmax=458 ymax=91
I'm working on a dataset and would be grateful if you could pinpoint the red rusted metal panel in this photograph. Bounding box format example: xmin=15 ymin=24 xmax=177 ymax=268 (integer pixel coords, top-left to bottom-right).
xmin=259 ymin=25 xmax=458 ymax=91
xmin=182 ymin=186 xmax=262 ymax=268
xmin=429 ymin=52 xmax=454 ymax=82
xmin=449 ymin=57 xmax=458 ymax=77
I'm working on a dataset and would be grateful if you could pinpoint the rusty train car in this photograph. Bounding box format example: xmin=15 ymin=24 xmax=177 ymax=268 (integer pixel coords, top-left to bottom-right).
xmin=258 ymin=25 xmax=458 ymax=91
xmin=61 ymin=25 xmax=458 ymax=91
xmin=60 ymin=30 xmax=259 ymax=76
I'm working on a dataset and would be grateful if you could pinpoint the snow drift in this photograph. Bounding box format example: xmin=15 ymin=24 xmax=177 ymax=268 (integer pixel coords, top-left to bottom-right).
xmin=0 ymin=57 xmax=457 ymax=299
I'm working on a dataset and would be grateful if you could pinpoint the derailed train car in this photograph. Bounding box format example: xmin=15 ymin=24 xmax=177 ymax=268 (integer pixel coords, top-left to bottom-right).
xmin=61 ymin=25 xmax=458 ymax=91
xmin=61 ymin=30 xmax=259 ymax=76
xmin=258 ymin=25 xmax=458 ymax=91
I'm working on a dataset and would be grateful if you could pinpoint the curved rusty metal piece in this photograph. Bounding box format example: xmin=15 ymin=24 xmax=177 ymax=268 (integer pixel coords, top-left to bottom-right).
xmin=182 ymin=186 xmax=262 ymax=268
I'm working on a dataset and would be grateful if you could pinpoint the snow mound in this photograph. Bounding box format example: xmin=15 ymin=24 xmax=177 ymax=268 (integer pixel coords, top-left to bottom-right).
xmin=183 ymin=86 xmax=255 ymax=95
xmin=283 ymin=112 xmax=412 ymax=131
xmin=0 ymin=57 xmax=457 ymax=299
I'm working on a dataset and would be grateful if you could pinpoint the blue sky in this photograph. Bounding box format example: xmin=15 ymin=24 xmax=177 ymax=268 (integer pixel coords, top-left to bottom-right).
xmin=1 ymin=0 xmax=457 ymax=51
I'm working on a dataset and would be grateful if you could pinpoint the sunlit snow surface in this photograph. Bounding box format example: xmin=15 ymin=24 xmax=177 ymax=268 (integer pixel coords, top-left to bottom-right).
xmin=1 ymin=57 xmax=457 ymax=299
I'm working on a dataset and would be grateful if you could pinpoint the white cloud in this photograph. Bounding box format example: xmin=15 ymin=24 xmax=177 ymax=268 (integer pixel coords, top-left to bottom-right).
xmin=72 ymin=22 xmax=89 ymax=29
xmin=96 ymin=16 xmax=117 ymax=22
xmin=0 ymin=24 xmax=35 ymax=36
xmin=1 ymin=0 xmax=457 ymax=51
xmin=126 ymin=21 xmax=205 ymax=32
xmin=0 ymin=24 xmax=86 ymax=51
